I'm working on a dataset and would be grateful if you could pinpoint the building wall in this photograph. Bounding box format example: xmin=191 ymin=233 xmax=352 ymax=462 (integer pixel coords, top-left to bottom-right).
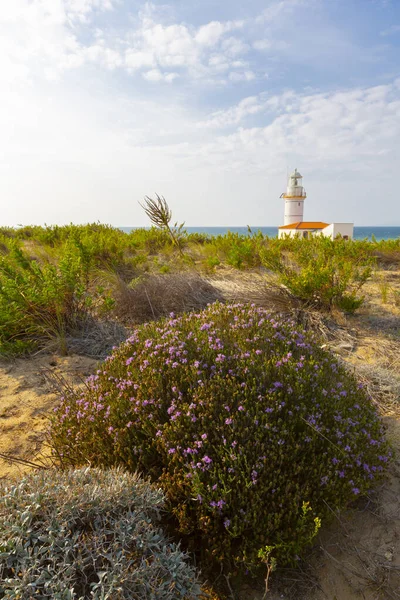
xmin=321 ymin=223 xmax=354 ymax=240
xmin=278 ymin=223 xmax=354 ymax=240
xmin=278 ymin=227 xmax=314 ymax=239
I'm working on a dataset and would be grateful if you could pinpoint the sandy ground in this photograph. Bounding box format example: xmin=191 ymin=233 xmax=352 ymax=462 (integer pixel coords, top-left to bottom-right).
xmin=0 ymin=354 xmax=98 ymax=479
xmin=0 ymin=268 xmax=399 ymax=599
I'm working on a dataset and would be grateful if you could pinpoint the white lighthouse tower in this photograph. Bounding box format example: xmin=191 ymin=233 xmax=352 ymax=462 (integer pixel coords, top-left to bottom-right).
xmin=281 ymin=168 xmax=306 ymax=226
xmin=278 ymin=168 xmax=354 ymax=240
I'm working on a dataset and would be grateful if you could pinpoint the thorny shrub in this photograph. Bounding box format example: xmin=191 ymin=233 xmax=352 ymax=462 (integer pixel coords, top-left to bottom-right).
xmin=50 ymin=303 xmax=391 ymax=575
xmin=0 ymin=468 xmax=201 ymax=600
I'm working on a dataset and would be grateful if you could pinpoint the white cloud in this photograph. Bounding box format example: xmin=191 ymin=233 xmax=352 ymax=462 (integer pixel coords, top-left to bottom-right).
xmin=120 ymin=17 xmax=250 ymax=82
xmin=253 ymin=39 xmax=272 ymax=51
xmin=1 ymin=74 xmax=400 ymax=227
xmin=0 ymin=0 xmax=329 ymax=87
xmin=142 ymin=68 xmax=179 ymax=82
xmin=256 ymin=0 xmax=313 ymax=24
xmin=221 ymin=37 xmax=250 ymax=57
xmin=65 ymin=0 xmax=116 ymax=23
xmin=194 ymin=80 xmax=400 ymax=179
xmin=380 ymin=24 xmax=400 ymax=36
xmin=195 ymin=20 xmax=242 ymax=47
xmin=228 ymin=70 xmax=255 ymax=82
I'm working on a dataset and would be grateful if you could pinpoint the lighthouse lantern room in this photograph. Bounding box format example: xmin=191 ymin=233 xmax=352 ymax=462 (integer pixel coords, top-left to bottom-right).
xmin=281 ymin=168 xmax=306 ymax=226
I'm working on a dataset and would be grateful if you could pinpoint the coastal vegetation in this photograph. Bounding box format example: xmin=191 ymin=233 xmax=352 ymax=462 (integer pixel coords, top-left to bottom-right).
xmin=0 ymin=210 xmax=399 ymax=597
xmin=0 ymin=468 xmax=201 ymax=599
xmin=50 ymin=302 xmax=391 ymax=575
xmin=0 ymin=216 xmax=399 ymax=357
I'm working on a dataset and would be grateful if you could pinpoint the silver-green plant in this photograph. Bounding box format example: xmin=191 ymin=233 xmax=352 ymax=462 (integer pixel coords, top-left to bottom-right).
xmin=0 ymin=467 xmax=201 ymax=600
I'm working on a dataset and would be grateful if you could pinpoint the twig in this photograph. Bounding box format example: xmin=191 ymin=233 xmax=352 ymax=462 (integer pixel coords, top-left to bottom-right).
xmin=224 ymin=574 xmax=237 ymax=600
xmin=144 ymin=286 xmax=156 ymax=320
xmin=0 ymin=452 xmax=48 ymax=470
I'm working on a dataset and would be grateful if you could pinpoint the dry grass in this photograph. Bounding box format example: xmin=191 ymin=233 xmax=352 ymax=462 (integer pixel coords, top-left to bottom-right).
xmin=34 ymin=317 xmax=129 ymax=359
xmin=113 ymin=272 xmax=224 ymax=322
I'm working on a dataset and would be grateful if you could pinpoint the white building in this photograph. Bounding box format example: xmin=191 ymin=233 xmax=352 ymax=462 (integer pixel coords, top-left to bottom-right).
xmin=278 ymin=169 xmax=354 ymax=240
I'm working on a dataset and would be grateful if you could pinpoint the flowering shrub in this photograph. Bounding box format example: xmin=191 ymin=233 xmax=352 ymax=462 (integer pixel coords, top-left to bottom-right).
xmin=50 ymin=303 xmax=391 ymax=573
xmin=0 ymin=468 xmax=201 ymax=599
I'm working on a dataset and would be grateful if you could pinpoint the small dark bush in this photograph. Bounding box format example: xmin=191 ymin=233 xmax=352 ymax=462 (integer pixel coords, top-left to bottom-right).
xmin=0 ymin=467 xmax=201 ymax=599
xmin=50 ymin=303 xmax=391 ymax=575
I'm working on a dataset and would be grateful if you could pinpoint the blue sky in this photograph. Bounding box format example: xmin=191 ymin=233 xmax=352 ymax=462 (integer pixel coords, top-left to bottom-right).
xmin=1 ymin=0 xmax=400 ymax=226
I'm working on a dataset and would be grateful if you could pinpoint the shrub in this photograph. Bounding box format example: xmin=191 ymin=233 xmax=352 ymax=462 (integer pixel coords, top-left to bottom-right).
xmin=50 ymin=303 xmax=391 ymax=575
xmin=0 ymin=467 xmax=201 ymax=600
xmin=211 ymin=232 xmax=264 ymax=270
xmin=129 ymin=227 xmax=173 ymax=255
xmin=261 ymin=236 xmax=373 ymax=312
xmin=0 ymin=237 xmax=99 ymax=354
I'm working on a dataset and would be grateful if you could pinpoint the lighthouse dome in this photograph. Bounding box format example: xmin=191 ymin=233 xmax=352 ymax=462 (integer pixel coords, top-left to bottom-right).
xmin=291 ymin=168 xmax=302 ymax=178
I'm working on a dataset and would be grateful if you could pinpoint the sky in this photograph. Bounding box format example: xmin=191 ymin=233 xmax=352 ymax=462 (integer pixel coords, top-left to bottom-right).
xmin=1 ymin=0 xmax=400 ymax=227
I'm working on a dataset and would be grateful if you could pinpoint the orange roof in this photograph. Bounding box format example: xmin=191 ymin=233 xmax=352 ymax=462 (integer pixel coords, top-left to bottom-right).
xmin=278 ymin=221 xmax=329 ymax=230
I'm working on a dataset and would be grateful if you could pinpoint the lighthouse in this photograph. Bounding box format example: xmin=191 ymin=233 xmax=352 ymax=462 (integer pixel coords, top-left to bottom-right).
xmin=281 ymin=168 xmax=306 ymax=226
xmin=278 ymin=168 xmax=354 ymax=240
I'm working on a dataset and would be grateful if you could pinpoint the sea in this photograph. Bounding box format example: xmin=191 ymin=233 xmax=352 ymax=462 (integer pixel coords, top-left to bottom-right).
xmin=121 ymin=226 xmax=400 ymax=241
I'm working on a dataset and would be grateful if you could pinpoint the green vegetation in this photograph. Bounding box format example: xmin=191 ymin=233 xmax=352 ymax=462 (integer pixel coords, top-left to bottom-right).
xmin=1 ymin=219 xmax=399 ymax=356
xmin=0 ymin=467 xmax=201 ymax=599
xmin=50 ymin=302 xmax=391 ymax=575
xmin=1 ymin=215 xmax=397 ymax=594
xmin=261 ymin=235 xmax=374 ymax=311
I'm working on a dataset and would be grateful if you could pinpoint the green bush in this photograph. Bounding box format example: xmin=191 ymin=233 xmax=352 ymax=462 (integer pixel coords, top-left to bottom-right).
xmin=211 ymin=231 xmax=264 ymax=269
xmin=129 ymin=227 xmax=172 ymax=255
xmin=50 ymin=303 xmax=391 ymax=574
xmin=0 ymin=467 xmax=201 ymax=600
xmin=261 ymin=236 xmax=373 ymax=311
xmin=0 ymin=238 xmax=92 ymax=354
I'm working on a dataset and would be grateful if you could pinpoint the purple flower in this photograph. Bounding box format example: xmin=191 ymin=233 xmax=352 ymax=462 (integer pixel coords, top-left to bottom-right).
xmin=201 ymin=433 xmax=208 ymax=440
xmin=202 ymin=455 xmax=213 ymax=464
xmin=225 ymin=418 xmax=233 ymax=425
xmin=168 ymin=448 xmax=176 ymax=454
xmin=224 ymin=519 xmax=231 ymax=529
xmin=352 ymin=487 xmax=360 ymax=495
xmin=238 ymin=405 xmax=244 ymax=412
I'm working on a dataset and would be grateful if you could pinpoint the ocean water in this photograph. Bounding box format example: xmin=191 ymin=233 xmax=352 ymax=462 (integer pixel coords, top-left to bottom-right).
xmin=121 ymin=226 xmax=400 ymax=241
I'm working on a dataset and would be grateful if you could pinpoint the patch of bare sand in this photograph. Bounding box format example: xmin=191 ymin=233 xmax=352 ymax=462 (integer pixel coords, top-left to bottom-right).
xmin=0 ymin=354 xmax=97 ymax=480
